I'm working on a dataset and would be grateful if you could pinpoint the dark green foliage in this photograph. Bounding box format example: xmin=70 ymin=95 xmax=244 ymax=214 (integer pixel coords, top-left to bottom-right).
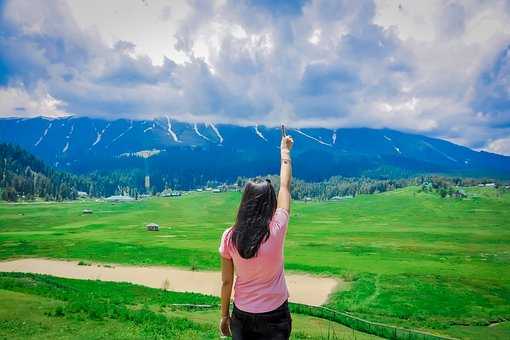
xmin=0 ymin=143 xmax=85 ymax=201
xmin=2 ymin=142 xmax=508 ymax=201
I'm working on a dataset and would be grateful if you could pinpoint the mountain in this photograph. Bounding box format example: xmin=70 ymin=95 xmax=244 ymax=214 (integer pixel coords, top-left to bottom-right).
xmin=1 ymin=116 xmax=509 ymax=188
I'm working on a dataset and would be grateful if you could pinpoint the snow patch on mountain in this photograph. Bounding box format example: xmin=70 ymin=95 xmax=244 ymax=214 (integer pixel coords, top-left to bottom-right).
xmin=92 ymin=123 xmax=111 ymax=147
xmin=143 ymin=122 xmax=155 ymax=133
xmin=383 ymin=135 xmax=402 ymax=154
xmin=254 ymin=125 xmax=267 ymax=142
xmin=293 ymin=129 xmax=332 ymax=146
xmin=208 ymin=123 xmax=223 ymax=144
xmin=108 ymin=121 xmax=133 ymax=147
xmin=422 ymin=141 xmax=458 ymax=162
xmin=34 ymin=122 xmax=53 ymax=147
xmin=62 ymin=124 xmax=74 ymax=153
xmin=165 ymin=115 xmax=180 ymax=142
xmin=143 ymin=121 xmax=156 ymax=132
xmin=194 ymin=123 xmax=210 ymax=141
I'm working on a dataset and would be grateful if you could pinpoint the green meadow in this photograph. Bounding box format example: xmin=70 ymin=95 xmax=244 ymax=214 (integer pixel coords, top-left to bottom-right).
xmin=0 ymin=273 xmax=376 ymax=340
xmin=1 ymin=186 xmax=509 ymax=339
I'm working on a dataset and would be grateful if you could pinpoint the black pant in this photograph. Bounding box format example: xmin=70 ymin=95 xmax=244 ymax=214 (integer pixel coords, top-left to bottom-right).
xmin=230 ymin=300 xmax=292 ymax=340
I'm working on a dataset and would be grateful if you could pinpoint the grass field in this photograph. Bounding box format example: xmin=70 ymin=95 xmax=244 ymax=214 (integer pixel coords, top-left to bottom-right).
xmin=1 ymin=186 xmax=509 ymax=338
xmin=0 ymin=273 xmax=380 ymax=339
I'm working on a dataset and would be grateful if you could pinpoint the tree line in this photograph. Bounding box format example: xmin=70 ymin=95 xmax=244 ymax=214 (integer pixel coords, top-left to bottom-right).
xmin=1 ymin=143 xmax=507 ymax=202
xmin=0 ymin=144 xmax=92 ymax=201
xmin=235 ymin=175 xmax=508 ymax=200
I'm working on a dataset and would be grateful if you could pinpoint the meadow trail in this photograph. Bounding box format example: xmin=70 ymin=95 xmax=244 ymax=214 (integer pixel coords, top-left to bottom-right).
xmin=0 ymin=258 xmax=341 ymax=306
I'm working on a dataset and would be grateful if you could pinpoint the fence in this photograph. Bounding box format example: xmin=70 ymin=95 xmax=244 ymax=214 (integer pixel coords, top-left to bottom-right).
xmin=289 ymin=303 xmax=454 ymax=340
xmin=167 ymin=302 xmax=454 ymax=339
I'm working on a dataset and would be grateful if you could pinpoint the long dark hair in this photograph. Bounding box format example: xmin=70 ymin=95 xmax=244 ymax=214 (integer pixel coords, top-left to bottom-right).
xmin=231 ymin=179 xmax=277 ymax=259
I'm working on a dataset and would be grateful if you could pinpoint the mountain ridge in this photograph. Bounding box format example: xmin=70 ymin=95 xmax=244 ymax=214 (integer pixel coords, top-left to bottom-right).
xmin=1 ymin=116 xmax=509 ymax=183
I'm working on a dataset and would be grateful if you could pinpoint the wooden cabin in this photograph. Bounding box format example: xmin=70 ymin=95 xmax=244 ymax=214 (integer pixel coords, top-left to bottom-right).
xmin=146 ymin=223 xmax=160 ymax=231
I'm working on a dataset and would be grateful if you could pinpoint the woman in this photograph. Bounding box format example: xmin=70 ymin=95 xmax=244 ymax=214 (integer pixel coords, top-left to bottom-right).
xmin=219 ymin=133 xmax=294 ymax=339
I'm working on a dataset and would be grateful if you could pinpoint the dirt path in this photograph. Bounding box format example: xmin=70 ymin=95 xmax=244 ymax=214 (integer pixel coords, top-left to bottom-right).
xmin=0 ymin=258 xmax=341 ymax=306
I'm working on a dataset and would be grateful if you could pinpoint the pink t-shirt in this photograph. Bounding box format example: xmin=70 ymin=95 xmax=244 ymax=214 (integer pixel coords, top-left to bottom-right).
xmin=219 ymin=208 xmax=290 ymax=313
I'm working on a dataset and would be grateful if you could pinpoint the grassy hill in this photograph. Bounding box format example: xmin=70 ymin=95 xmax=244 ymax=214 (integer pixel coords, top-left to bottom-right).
xmin=0 ymin=186 xmax=509 ymax=338
xmin=0 ymin=273 xmax=375 ymax=339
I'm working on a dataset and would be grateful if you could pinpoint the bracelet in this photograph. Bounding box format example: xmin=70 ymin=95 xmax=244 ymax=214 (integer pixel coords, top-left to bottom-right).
xmin=281 ymin=158 xmax=291 ymax=162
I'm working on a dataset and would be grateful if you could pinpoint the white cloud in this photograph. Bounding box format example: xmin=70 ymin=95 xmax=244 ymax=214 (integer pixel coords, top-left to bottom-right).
xmin=65 ymin=0 xmax=192 ymax=65
xmin=487 ymin=138 xmax=510 ymax=156
xmin=0 ymin=84 xmax=69 ymax=118
xmin=1 ymin=0 xmax=509 ymax=155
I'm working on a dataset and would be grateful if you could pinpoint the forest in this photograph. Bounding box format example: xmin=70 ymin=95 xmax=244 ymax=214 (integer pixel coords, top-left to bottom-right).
xmin=1 ymin=143 xmax=506 ymax=202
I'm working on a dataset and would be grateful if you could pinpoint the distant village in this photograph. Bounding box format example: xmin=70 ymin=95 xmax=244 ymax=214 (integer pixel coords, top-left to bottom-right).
xmin=76 ymin=180 xmax=242 ymax=203
xmin=74 ymin=174 xmax=509 ymax=204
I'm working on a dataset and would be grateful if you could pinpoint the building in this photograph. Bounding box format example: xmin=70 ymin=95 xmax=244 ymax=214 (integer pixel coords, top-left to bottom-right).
xmin=160 ymin=189 xmax=173 ymax=197
xmin=77 ymin=191 xmax=89 ymax=198
xmin=105 ymin=195 xmax=135 ymax=202
xmin=146 ymin=223 xmax=159 ymax=231
xmin=331 ymin=195 xmax=354 ymax=201
xmin=452 ymin=190 xmax=467 ymax=198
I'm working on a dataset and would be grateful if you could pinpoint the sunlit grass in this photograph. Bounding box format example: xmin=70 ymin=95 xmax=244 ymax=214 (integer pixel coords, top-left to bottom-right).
xmin=1 ymin=186 xmax=509 ymax=338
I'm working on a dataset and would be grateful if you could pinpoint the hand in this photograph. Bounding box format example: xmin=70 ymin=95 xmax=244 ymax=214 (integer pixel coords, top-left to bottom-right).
xmin=281 ymin=135 xmax=294 ymax=153
xmin=219 ymin=316 xmax=231 ymax=337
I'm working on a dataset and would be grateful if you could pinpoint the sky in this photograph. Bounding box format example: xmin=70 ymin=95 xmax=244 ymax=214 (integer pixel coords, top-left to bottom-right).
xmin=0 ymin=0 xmax=509 ymax=155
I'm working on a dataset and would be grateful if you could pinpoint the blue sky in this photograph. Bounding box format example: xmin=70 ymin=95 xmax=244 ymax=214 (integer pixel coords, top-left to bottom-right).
xmin=0 ymin=0 xmax=509 ymax=155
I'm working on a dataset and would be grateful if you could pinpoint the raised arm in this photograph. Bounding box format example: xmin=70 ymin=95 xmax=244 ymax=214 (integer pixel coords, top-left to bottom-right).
xmin=277 ymin=135 xmax=294 ymax=213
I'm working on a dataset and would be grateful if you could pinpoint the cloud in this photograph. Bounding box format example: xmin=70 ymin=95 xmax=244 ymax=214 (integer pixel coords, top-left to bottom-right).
xmin=0 ymin=0 xmax=509 ymax=154
xmin=487 ymin=137 xmax=510 ymax=156
xmin=0 ymin=84 xmax=69 ymax=117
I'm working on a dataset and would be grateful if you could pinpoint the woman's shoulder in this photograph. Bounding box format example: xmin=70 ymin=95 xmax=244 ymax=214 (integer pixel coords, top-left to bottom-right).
xmin=219 ymin=227 xmax=234 ymax=246
xmin=221 ymin=226 xmax=233 ymax=238
xmin=219 ymin=227 xmax=234 ymax=259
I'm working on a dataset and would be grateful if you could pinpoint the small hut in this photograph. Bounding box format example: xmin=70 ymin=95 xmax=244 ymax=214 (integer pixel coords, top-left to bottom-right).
xmin=146 ymin=223 xmax=160 ymax=231
xmin=82 ymin=209 xmax=93 ymax=214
